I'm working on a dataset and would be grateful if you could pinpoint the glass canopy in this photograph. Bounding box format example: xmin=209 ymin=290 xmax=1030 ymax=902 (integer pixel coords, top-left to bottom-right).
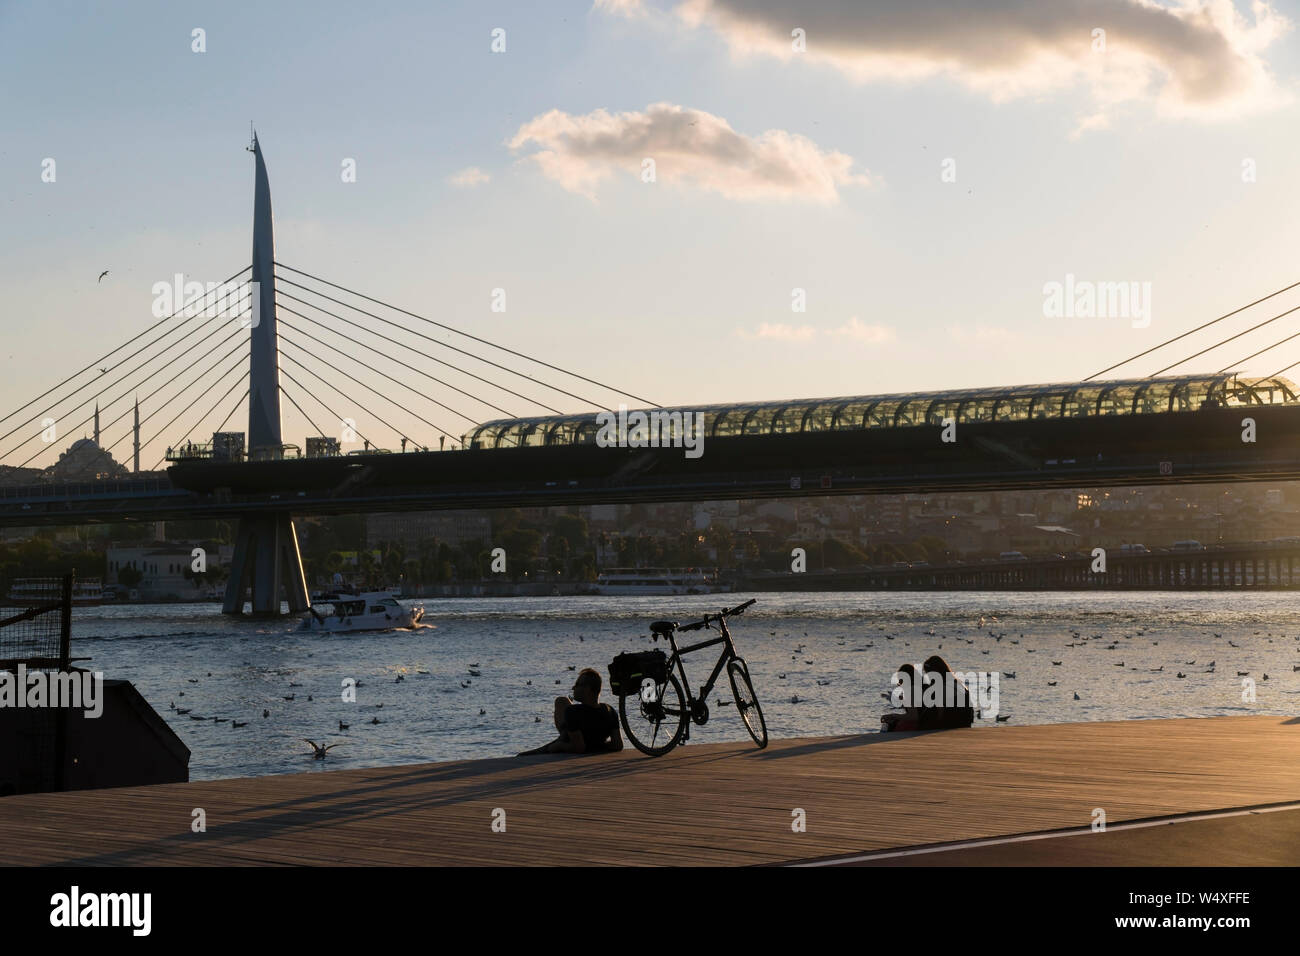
xmin=461 ymin=374 xmax=1300 ymax=450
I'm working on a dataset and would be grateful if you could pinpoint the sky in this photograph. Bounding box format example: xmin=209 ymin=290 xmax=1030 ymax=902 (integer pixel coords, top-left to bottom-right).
xmin=4 ymin=0 xmax=1300 ymax=467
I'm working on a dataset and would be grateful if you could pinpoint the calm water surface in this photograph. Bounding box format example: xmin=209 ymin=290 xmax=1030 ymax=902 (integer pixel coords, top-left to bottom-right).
xmin=71 ymin=592 xmax=1300 ymax=780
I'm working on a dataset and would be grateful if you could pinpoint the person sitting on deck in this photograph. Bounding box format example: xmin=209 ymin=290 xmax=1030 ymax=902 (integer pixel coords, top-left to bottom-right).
xmin=518 ymin=668 xmax=623 ymax=755
xmin=916 ymin=655 xmax=975 ymax=730
xmin=880 ymin=662 xmax=923 ymax=732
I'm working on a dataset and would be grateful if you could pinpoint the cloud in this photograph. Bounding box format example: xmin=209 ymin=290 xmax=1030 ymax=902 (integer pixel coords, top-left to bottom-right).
xmin=601 ymin=1 xmax=1290 ymax=123
xmin=509 ymin=102 xmax=871 ymax=202
xmin=739 ymin=322 xmax=818 ymax=341
xmin=946 ymin=324 xmax=1015 ymax=344
xmin=592 ymin=0 xmax=649 ymax=15
xmin=448 ymin=167 xmax=491 ymax=187
xmin=828 ymin=316 xmax=895 ymax=343
xmin=738 ymin=317 xmax=893 ymax=343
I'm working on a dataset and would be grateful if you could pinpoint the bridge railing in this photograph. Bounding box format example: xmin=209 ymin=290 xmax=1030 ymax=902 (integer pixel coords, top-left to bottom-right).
xmin=0 ymin=477 xmax=176 ymax=501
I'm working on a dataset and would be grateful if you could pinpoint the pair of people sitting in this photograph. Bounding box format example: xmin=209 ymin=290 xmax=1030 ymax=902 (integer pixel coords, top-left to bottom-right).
xmin=881 ymin=655 xmax=975 ymax=732
xmin=518 ymin=667 xmax=624 ymax=755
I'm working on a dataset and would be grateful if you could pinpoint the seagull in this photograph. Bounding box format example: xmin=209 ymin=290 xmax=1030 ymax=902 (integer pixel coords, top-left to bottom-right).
xmin=97 ymin=270 xmax=109 ymax=283
xmin=303 ymin=739 xmax=340 ymax=760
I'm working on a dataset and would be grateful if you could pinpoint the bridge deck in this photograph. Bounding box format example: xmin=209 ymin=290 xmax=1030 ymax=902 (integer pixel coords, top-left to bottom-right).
xmin=2 ymin=715 xmax=1298 ymax=866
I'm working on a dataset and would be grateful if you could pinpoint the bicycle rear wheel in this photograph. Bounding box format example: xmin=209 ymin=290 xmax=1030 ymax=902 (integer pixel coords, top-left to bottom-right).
xmin=620 ymin=671 xmax=687 ymax=756
xmin=728 ymin=658 xmax=768 ymax=749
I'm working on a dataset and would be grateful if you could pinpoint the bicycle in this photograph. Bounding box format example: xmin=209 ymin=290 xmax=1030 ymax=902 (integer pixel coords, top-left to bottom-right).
xmin=618 ymin=598 xmax=767 ymax=756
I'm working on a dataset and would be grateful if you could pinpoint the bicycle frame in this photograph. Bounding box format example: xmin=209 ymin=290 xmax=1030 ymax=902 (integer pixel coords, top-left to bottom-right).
xmin=661 ymin=617 xmax=738 ymax=710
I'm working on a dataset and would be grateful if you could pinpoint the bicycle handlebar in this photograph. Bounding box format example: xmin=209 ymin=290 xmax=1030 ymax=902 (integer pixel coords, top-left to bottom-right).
xmin=676 ymin=598 xmax=756 ymax=632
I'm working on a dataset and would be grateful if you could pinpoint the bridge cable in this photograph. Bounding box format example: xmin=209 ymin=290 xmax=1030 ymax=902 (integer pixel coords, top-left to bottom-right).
xmin=0 ymin=265 xmax=250 ymax=428
xmin=278 ymin=384 xmax=325 ymax=439
xmin=153 ymin=384 xmax=250 ymax=472
xmin=142 ymin=351 xmax=251 ymax=461
xmin=276 ymin=291 xmax=554 ymax=415
xmin=278 ymin=332 xmax=462 ymax=438
xmin=277 ymin=349 xmax=407 ymax=447
xmin=0 ymin=289 xmax=249 ymax=455
xmin=102 ymin=329 xmax=250 ymax=455
xmin=1150 ymin=302 xmax=1300 ymax=377
xmin=274 ymin=267 xmax=648 ymax=408
xmin=276 ymin=310 xmax=493 ymax=421
xmin=1215 ymin=324 xmax=1300 ymax=375
xmin=276 ymin=360 xmax=379 ymax=449
xmin=3 ymin=316 xmax=246 ymax=467
xmin=1084 ymin=278 xmax=1300 ymax=381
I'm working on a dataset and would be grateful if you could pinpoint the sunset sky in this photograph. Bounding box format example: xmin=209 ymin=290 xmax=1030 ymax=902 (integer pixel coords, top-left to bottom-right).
xmin=4 ymin=0 xmax=1300 ymax=465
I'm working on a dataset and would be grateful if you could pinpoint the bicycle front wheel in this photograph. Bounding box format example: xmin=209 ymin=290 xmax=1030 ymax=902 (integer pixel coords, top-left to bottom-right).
xmin=620 ymin=671 xmax=688 ymax=757
xmin=728 ymin=659 xmax=768 ymax=749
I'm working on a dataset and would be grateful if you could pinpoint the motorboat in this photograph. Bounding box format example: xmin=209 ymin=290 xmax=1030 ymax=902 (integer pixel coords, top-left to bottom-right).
xmin=303 ymin=592 xmax=425 ymax=633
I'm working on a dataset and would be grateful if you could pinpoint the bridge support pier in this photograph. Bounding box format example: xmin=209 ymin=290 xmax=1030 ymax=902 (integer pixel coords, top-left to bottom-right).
xmin=222 ymin=513 xmax=310 ymax=616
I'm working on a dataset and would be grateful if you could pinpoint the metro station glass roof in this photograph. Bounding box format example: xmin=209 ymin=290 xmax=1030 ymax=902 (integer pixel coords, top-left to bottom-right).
xmin=461 ymin=374 xmax=1300 ymax=450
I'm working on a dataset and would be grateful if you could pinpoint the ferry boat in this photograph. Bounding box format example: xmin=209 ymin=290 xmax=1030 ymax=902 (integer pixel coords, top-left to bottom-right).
xmin=592 ymin=568 xmax=729 ymax=596
xmin=303 ymin=591 xmax=425 ymax=633
xmin=7 ymin=577 xmax=105 ymax=606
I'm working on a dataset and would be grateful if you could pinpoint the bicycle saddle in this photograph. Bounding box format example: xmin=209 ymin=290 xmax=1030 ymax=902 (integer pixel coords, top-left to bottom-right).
xmin=649 ymin=621 xmax=678 ymax=635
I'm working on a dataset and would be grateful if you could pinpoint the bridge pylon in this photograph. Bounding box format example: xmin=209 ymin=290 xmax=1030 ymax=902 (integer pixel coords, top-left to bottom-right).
xmin=223 ymin=133 xmax=310 ymax=616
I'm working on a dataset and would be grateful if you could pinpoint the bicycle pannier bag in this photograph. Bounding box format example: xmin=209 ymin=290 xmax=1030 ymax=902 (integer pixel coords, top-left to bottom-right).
xmin=608 ymin=649 xmax=669 ymax=697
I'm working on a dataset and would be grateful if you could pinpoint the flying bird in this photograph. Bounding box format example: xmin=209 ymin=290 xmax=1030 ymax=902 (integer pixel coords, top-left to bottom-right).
xmin=97 ymin=270 xmax=109 ymax=283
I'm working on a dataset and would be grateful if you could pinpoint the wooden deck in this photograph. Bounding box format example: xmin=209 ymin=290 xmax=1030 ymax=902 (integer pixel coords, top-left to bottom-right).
xmin=3 ymin=715 xmax=1299 ymax=866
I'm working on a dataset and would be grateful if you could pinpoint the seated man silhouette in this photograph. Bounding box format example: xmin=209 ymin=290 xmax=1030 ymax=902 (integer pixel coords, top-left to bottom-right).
xmin=519 ymin=667 xmax=623 ymax=755
xmin=917 ymin=655 xmax=975 ymax=730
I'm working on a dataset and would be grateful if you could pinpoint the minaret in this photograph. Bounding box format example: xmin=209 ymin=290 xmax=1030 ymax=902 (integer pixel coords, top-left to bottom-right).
xmin=133 ymin=398 xmax=140 ymax=474
xmin=247 ymin=132 xmax=283 ymax=454
xmin=93 ymin=403 xmax=100 ymax=446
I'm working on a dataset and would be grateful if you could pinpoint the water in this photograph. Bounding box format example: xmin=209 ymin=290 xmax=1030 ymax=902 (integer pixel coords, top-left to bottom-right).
xmin=71 ymin=592 xmax=1300 ymax=780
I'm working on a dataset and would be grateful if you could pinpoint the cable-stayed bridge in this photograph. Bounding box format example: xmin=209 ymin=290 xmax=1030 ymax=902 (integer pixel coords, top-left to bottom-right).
xmin=7 ymin=136 xmax=1300 ymax=614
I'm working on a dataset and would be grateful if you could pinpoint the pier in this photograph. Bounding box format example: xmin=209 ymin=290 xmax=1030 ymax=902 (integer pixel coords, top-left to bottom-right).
xmin=3 ymin=715 xmax=1297 ymax=866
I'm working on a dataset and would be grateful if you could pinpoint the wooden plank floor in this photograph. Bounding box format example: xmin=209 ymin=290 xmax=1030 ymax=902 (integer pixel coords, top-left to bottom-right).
xmin=2 ymin=715 xmax=1298 ymax=866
